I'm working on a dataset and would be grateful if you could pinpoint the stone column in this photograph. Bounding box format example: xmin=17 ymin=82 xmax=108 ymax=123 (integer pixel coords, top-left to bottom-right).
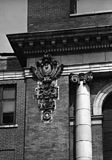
xmin=71 ymin=72 xmax=93 ymax=160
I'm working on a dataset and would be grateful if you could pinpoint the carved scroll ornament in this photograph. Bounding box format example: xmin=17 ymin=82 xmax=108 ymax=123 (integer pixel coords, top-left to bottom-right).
xmin=71 ymin=72 xmax=93 ymax=84
xmin=31 ymin=54 xmax=63 ymax=122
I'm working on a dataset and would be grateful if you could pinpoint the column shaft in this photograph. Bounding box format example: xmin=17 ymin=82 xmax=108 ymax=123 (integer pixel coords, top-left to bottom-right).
xmin=76 ymin=81 xmax=92 ymax=160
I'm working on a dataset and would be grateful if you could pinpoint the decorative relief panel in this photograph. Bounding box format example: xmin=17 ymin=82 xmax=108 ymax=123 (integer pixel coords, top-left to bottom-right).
xmin=31 ymin=54 xmax=63 ymax=122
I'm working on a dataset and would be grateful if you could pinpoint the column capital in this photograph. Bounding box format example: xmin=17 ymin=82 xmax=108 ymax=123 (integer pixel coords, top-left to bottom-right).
xmin=71 ymin=72 xmax=93 ymax=84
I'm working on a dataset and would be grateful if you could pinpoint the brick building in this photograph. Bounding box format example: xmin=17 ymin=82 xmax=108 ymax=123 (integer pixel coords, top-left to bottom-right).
xmin=1 ymin=0 xmax=112 ymax=159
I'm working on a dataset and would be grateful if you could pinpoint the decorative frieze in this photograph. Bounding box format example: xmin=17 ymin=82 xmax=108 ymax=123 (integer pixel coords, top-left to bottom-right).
xmin=31 ymin=54 xmax=63 ymax=122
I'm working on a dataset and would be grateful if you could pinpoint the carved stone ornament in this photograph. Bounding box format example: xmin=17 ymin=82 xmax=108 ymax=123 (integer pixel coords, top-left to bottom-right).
xmin=31 ymin=53 xmax=63 ymax=83
xmin=71 ymin=71 xmax=93 ymax=84
xmin=31 ymin=54 xmax=63 ymax=123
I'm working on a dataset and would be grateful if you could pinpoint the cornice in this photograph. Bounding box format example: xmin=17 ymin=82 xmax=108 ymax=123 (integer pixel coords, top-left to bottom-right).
xmin=7 ymin=26 xmax=112 ymax=59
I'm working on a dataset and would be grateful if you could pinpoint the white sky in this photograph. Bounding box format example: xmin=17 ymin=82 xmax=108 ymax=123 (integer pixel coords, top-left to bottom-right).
xmin=0 ymin=0 xmax=27 ymax=53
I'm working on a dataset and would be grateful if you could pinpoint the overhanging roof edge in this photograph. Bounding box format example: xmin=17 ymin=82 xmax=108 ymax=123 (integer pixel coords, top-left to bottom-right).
xmin=7 ymin=25 xmax=112 ymax=42
xmin=6 ymin=25 xmax=112 ymax=67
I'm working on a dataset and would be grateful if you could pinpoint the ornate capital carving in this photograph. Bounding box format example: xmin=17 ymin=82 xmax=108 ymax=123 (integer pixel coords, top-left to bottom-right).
xmin=71 ymin=72 xmax=93 ymax=84
xmin=31 ymin=54 xmax=63 ymax=123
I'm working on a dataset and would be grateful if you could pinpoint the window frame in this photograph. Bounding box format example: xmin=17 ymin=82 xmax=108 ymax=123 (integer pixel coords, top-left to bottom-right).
xmin=0 ymin=84 xmax=16 ymax=125
xmin=70 ymin=0 xmax=112 ymax=16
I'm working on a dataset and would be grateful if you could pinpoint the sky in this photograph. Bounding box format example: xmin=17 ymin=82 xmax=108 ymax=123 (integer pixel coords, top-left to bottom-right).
xmin=0 ymin=0 xmax=27 ymax=53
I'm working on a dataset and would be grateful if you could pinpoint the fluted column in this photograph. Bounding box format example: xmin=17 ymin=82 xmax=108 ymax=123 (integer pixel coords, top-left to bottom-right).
xmin=71 ymin=72 xmax=93 ymax=160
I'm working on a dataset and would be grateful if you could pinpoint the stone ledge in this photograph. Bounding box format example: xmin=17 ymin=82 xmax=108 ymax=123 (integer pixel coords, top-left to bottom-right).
xmin=0 ymin=124 xmax=18 ymax=129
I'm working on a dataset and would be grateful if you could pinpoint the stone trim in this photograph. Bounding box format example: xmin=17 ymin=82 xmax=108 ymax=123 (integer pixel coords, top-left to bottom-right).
xmin=0 ymin=61 xmax=112 ymax=80
xmin=0 ymin=124 xmax=18 ymax=129
xmin=70 ymin=116 xmax=103 ymax=125
xmin=63 ymin=62 xmax=112 ymax=75
xmin=93 ymin=82 xmax=112 ymax=115
xmin=70 ymin=121 xmax=75 ymax=126
xmin=27 ymin=61 xmax=112 ymax=77
xmin=70 ymin=10 xmax=112 ymax=18
xmin=0 ymin=71 xmax=24 ymax=80
xmin=91 ymin=115 xmax=103 ymax=125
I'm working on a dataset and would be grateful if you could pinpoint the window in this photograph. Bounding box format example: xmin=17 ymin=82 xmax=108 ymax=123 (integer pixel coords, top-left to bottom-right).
xmin=0 ymin=85 xmax=16 ymax=125
xmin=70 ymin=0 xmax=112 ymax=15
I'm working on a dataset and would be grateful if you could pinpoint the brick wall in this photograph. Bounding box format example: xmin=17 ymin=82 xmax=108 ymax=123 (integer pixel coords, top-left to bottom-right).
xmin=0 ymin=150 xmax=15 ymax=160
xmin=92 ymin=124 xmax=103 ymax=160
xmin=28 ymin=0 xmax=112 ymax=32
xmin=28 ymin=0 xmax=69 ymax=32
xmin=0 ymin=57 xmax=22 ymax=71
xmin=25 ymin=76 xmax=69 ymax=160
xmin=0 ymin=80 xmax=25 ymax=160
xmin=7 ymin=57 xmax=22 ymax=71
